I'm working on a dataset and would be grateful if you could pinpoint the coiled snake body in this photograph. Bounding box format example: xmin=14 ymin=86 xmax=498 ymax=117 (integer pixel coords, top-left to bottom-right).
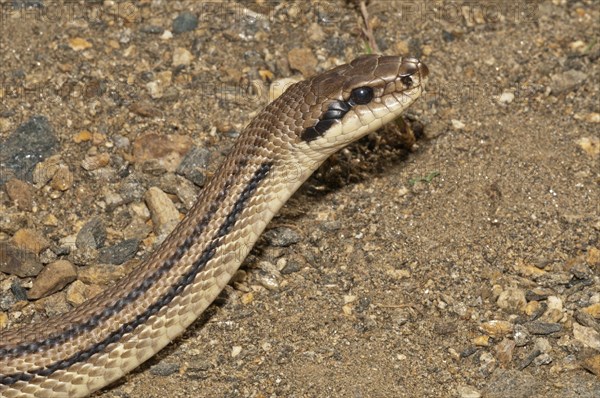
xmin=0 ymin=55 xmax=428 ymax=397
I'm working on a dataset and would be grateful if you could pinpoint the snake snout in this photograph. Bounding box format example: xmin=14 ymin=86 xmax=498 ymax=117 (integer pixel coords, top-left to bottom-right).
xmin=399 ymin=57 xmax=429 ymax=80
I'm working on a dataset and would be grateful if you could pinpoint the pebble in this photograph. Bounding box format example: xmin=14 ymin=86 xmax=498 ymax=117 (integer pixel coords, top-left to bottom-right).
xmin=497 ymin=287 xmax=527 ymax=313
xmin=524 ymin=300 xmax=542 ymax=317
xmin=287 ymin=47 xmax=318 ymax=77
xmin=149 ymin=362 xmax=180 ymax=377
xmin=0 ymin=116 xmax=58 ymax=183
xmin=129 ymin=102 xmax=162 ymax=118
xmin=495 ymin=338 xmax=516 ymax=366
xmin=159 ymin=173 xmax=197 ymax=210
xmin=81 ymin=152 xmax=110 ymax=171
xmin=256 ymin=271 xmax=280 ymax=291
xmin=133 ymin=133 xmax=193 ymax=174
xmin=0 ymin=312 xmax=7 ymax=329
xmin=457 ymin=385 xmax=481 ymax=398
xmin=144 ymin=187 xmax=180 ymax=242
xmin=540 ymin=295 xmax=563 ymax=323
xmin=172 ymin=47 xmax=193 ymax=67
xmin=49 ymin=165 xmax=73 ymax=191
xmin=4 ymin=178 xmax=34 ymax=211
xmin=240 ymin=292 xmax=254 ymax=305
xmin=573 ymin=322 xmax=600 ymax=351
xmin=78 ymin=264 xmax=128 ymax=285
xmin=97 ymin=239 xmax=140 ymax=265
xmin=518 ymin=349 xmax=541 ymax=370
xmin=68 ymin=37 xmax=93 ymax=51
xmin=172 ymin=12 xmax=198 ymax=34
xmin=231 ymin=346 xmax=242 ymax=358
xmin=76 ymin=218 xmax=107 ymax=250
xmin=395 ymin=40 xmax=410 ymax=55
xmin=118 ymin=178 xmax=146 ymax=204
xmin=12 ymin=228 xmax=50 ymax=255
xmin=307 ymin=23 xmax=325 ymax=42
xmin=66 ymin=280 xmax=103 ymax=306
xmin=550 ymin=69 xmax=587 ymax=94
xmin=525 ymin=287 xmax=554 ymax=301
xmin=27 ymin=260 xmax=77 ymax=300
xmin=280 ymin=259 xmax=302 ymax=275
xmin=581 ymin=354 xmax=600 ymax=376
xmin=576 ymin=137 xmax=600 ymax=157
xmin=478 ymin=351 xmax=496 ymax=375
xmin=526 ymin=322 xmax=562 ymax=335
xmin=0 ymin=241 xmax=43 ymax=277
xmin=473 ymin=335 xmax=490 ymax=347
xmin=460 ymin=346 xmax=478 ymax=358
xmin=140 ymin=25 xmax=164 ymax=35
xmin=33 ymin=155 xmax=62 ymax=186
xmin=513 ymin=324 xmax=531 ymax=347
xmin=176 ymin=146 xmax=211 ymax=187
xmin=569 ymin=260 xmax=593 ymax=279
xmin=480 ymin=320 xmax=514 ymax=338
xmin=145 ymin=81 xmax=163 ymax=99
xmin=263 ymin=227 xmax=301 ymax=247
xmin=497 ymin=91 xmax=515 ymax=104
xmin=533 ymin=353 xmax=553 ymax=366
xmin=533 ymin=338 xmax=552 ymax=353
xmin=515 ymin=262 xmax=546 ymax=277
xmin=123 ymin=218 xmax=153 ymax=241
xmin=10 ymin=280 xmax=28 ymax=302
xmin=38 ymin=292 xmax=70 ymax=317
xmin=582 ymin=303 xmax=600 ymax=319
xmin=451 ymin=119 xmax=465 ymax=130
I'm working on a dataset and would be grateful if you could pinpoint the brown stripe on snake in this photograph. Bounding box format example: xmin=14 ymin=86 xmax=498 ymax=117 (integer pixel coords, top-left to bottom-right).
xmin=0 ymin=161 xmax=272 ymax=385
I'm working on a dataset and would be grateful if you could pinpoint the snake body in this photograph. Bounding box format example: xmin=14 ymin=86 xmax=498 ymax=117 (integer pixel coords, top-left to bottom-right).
xmin=0 ymin=55 xmax=428 ymax=397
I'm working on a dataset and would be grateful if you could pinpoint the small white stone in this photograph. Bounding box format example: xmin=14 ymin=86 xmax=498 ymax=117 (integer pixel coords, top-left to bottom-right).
xmin=231 ymin=346 xmax=242 ymax=357
xmin=534 ymin=338 xmax=552 ymax=353
xmin=146 ymin=81 xmax=163 ymax=99
xmin=457 ymin=385 xmax=481 ymax=398
xmin=498 ymin=91 xmax=515 ymax=104
xmin=451 ymin=119 xmax=465 ymax=130
xmin=547 ymin=296 xmax=563 ymax=311
xmin=173 ymin=47 xmax=193 ymax=66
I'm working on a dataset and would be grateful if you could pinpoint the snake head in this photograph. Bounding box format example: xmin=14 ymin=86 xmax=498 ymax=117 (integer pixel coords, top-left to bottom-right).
xmin=292 ymin=55 xmax=428 ymax=154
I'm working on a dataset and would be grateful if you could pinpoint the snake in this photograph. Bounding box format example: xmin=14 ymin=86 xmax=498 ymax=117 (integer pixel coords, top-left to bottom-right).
xmin=0 ymin=54 xmax=428 ymax=397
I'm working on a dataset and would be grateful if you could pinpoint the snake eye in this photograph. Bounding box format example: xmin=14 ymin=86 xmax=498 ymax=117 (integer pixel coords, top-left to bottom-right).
xmin=349 ymin=86 xmax=374 ymax=105
xmin=401 ymin=76 xmax=413 ymax=87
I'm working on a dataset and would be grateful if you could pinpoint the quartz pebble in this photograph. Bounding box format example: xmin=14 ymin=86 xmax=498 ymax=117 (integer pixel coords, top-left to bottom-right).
xmin=457 ymin=386 xmax=481 ymax=398
xmin=497 ymin=287 xmax=527 ymax=313
xmin=145 ymin=187 xmax=180 ymax=243
xmin=573 ymin=322 xmax=600 ymax=350
xmin=480 ymin=320 xmax=513 ymax=337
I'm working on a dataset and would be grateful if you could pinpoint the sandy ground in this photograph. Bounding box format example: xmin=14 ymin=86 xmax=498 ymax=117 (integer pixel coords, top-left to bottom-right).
xmin=1 ymin=1 xmax=599 ymax=397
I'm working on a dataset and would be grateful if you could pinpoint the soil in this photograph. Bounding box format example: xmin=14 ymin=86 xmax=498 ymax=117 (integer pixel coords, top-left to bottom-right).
xmin=0 ymin=1 xmax=599 ymax=398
